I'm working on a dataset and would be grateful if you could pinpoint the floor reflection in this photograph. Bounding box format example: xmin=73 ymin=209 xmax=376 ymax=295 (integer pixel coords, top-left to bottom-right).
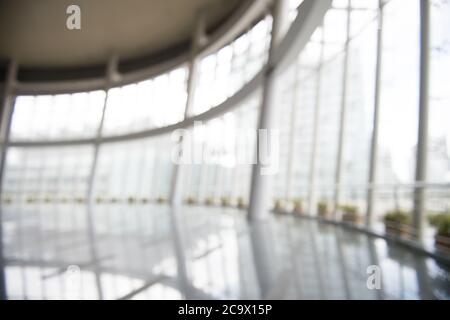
xmin=1 ymin=203 xmax=450 ymax=300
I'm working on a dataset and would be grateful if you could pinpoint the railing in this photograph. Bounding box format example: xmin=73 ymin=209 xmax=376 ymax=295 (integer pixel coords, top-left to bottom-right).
xmin=264 ymin=182 xmax=450 ymax=259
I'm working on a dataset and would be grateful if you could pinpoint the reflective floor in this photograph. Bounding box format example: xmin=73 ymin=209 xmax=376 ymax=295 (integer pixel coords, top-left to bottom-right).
xmin=2 ymin=204 xmax=450 ymax=300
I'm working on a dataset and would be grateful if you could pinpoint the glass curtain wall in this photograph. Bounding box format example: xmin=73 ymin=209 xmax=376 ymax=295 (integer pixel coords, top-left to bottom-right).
xmin=1 ymin=14 xmax=273 ymax=300
xmin=428 ymin=0 xmax=450 ymax=216
xmin=271 ymin=0 xmax=449 ymax=236
xmin=1 ymin=0 xmax=450 ymax=300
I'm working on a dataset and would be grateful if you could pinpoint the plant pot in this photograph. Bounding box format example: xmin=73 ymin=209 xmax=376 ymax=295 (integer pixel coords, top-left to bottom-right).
xmin=292 ymin=206 xmax=304 ymax=216
xmin=156 ymin=197 xmax=166 ymax=204
xmin=342 ymin=213 xmax=362 ymax=224
xmin=384 ymin=221 xmax=410 ymax=237
xmin=318 ymin=210 xmax=330 ymax=219
xmin=221 ymin=198 xmax=230 ymax=207
xmin=435 ymin=233 xmax=450 ymax=251
xmin=185 ymin=197 xmax=197 ymax=205
xmin=75 ymin=197 xmax=85 ymax=204
xmin=273 ymin=204 xmax=285 ymax=213
xmin=237 ymin=199 xmax=247 ymax=210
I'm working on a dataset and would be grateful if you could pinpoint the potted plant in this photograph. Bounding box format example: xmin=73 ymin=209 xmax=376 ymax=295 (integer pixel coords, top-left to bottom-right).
xmin=237 ymin=197 xmax=247 ymax=210
xmin=75 ymin=197 xmax=85 ymax=204
xmin=317 ymin=201 xmax=329 ymax=218
xmin=26 ymin=196 xmax=36 ymax=204
xmin=110 ymin=197 xmax=118 ymax=203
xmin=428 ymin=213 xmax=450 ymax=251
xmin=273 ymin=198 xmax=285 ymax=213
xmin=383 ymin=209 xmax=411 ymax=237
xmin=156 ymin=196 xmax=166 ymax=204
xmin=292 ymin=198 xmax=304 ymax=215
xmin=185 ymin=196 xmax=197 ymax=205
xmin=340 ymin=204 xmax=362 ymax=224
xmin=221 ymin=196 xmax=231 ymax=207
xmin=205 ymin=197 xmax=215 ymax=206
xmin=2 ymin=196 xmax=12 ymax=204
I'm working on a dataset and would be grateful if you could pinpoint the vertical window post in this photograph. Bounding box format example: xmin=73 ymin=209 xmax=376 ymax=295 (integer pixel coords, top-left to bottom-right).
xmin=308 ymin=27 xmax=325 ymax=216
xmin=333 ymin=0 xmax=352 ymax=217
xmin=0 ymin=60 xmax=18 ymax=300
xmin=248 ymin=0 xmax=290 ymax=222
xmin=413 ymin=0 xmax=430 ymax=241
xmin=366 ymin=0 xmax=385 ymax=228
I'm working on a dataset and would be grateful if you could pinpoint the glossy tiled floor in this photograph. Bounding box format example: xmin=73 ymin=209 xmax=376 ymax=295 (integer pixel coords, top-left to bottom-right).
xmin=2 ymin=204 xmax=450 ymax=299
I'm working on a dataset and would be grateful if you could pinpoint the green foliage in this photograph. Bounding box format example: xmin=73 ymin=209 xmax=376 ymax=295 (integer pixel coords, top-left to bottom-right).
xmin=428 ymin=213 xmax=450 ymax=236
xmin=237 ymin=197 xmax=246 ymax=209
xmin=340 ymin=204 xmax=360 ymax=222
xmin=156 ymin=196 xmax=166 ymax=204
xmin=317 ymin=201 xmax=328 ymax=215
xmin=339 ymin=204 xmax=358 ymax=215
xmin=205 ymin=197 xmax=215 ymax=205
xmin=186 ymin=196 xmax=198 ymax=204
xmin=273 ymin=198 xmax=286 ymax=212
xmin=292 ymin=198 xmax=303 ymax=207
xmin=384 ymin=209 xmax=410 ymax=224
xmin=221 ymin=196 xmax=230 ymax=206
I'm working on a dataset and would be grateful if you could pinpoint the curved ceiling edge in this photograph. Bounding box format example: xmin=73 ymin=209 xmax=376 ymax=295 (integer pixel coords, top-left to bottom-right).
xmin=8 ymin=69 xmax=264 ymax=148
xmin=8 ymin=0 xmax=331 ymax=147
xmin=11 ymin=0 xmax=267 ymax=96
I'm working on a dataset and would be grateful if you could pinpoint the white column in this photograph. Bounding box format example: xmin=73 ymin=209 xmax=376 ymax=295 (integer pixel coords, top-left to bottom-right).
xmin=0 ymin=60 xmax=17 ymax=300
xmin=307 ymin=28 xmax=325 ymax=216
xmin=366 ymin=0 xmax=385 ymax=228
xmin=248 ymin=0 xmax=290 ymax=222
xmin=413 ymin=0 xmax=430 ymax=241
xmin=333 ymin=1 xmax=352 ymax=216
xmin=285 ymin=63 xmax=300 ymax=200
xmin=167 ymin=14 xmax=206 ymax=299
xmin=169 ymin=14 xmax=206 ymax=207
xmin=84 ymin=55 xmax=119 ymax=300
